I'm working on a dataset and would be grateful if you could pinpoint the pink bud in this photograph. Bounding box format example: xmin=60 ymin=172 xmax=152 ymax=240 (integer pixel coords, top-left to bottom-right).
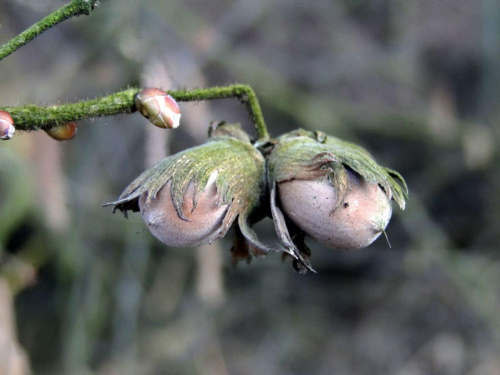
xmin=0 ymin=111 xmax=15 ymax=140
xmin=45 ymin=122 xmax=77 ymax=141
xmin=134 ymin=88 xmax=181 ymax=129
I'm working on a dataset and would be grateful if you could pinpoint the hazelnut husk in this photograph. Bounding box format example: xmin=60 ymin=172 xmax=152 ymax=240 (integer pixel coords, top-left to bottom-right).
xmin=268 ymin=129 xmax=407 ymax=272
xmin=106 ymin=123 xmax=272 ymax=255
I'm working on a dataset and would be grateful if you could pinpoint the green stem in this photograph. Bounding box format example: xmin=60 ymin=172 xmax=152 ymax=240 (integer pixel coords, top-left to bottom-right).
xmin=1 ymin=88 xmax=138 ymax=131
xmin=173 ymin=85 xmax=270 ymax=139
xmin=0 ymin=84 xmax=270 ymax=140
xmin=0 ymin=0 xmax=98 ymax=61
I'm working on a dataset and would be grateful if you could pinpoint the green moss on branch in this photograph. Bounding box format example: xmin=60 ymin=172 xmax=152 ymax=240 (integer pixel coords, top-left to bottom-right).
xmin=172 ymin=85 xmax=269 ymax=139
xmin=1 ymin=89 xmax=138 ymax=131
xmin=0 ymin=85 xmax=270 ymax=139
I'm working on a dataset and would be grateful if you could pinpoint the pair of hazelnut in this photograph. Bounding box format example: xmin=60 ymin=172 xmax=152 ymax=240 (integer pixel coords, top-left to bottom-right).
xmin=108 ymin=118 xmax=407 ymax=273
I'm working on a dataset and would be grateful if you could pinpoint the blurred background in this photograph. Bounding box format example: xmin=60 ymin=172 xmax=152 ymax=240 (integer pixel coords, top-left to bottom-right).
xmin=1 ymin=0 xmax=500 ymax=374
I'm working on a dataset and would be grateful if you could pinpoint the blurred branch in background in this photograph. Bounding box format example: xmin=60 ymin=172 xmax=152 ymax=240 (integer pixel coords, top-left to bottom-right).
xmin=0 ymin=280 xmax=31 ymax=375
xmin=0 ymin=0 xmax=98 ymax=61
xmin=1 ymin=0 xmax=500 ymax=374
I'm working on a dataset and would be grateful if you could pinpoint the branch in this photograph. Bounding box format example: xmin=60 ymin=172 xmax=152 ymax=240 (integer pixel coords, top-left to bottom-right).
xmin=173 ymin=85 xmax=269 ymax=139
xmin=1 ymin=88 xmax=137 ymax=131
xmin=0 ymin=0 xmax=99 ymax=61
xmin=0 ymin=85 xmax=270 ymax=140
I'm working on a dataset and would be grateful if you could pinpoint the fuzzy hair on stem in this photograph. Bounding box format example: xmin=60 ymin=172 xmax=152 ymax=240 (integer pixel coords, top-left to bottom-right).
xmin=0 ymin=85 xmax=270 ymax=140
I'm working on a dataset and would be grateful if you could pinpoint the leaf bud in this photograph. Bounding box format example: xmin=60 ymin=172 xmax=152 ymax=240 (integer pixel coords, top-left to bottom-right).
xmin=134 ymin=88 xmax=181 ymax=129
xmin=0 ymin=111 xmax=15 ymax=140
xmin=44 ymin=122 xmax=77 ymax=141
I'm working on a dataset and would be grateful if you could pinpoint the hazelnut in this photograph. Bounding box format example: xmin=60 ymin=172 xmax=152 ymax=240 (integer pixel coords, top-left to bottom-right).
xmin=139 ymin=172 xmax=229 ymax=247
xmin=107 ymin=125 xmax=272 ymax=256
xmin=278 ymin=170 xmax=392 ymax=250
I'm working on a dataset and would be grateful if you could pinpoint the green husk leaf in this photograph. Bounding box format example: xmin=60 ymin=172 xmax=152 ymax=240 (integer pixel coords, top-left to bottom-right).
xmin=268 ymin=129 xmax=408 ymax=210
xmin=105 ymin=136 xmax=266 ymax=222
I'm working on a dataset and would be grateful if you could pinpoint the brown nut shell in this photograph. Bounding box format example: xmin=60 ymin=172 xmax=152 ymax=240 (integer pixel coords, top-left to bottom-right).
xmin=139 ymin=173 xmax=229 ymax=247
xmin=278 ymin=171 xmax=392 ymax=250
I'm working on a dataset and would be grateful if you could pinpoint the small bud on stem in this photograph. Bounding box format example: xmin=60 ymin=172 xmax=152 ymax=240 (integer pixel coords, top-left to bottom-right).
xmin=0 ymin=111 xmax=15 ymax=140
xmin=44 ymin=122 xmax=77 ymax=141
xmin=134 ymin=88 xmax=181 ymax=129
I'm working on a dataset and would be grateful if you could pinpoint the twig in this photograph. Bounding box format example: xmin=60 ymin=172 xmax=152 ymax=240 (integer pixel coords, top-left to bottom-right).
xmin=0 ymin=0 xmax=99 ymax=61
xmin=0 ymin=84 xmax=270 ymax=140
xmin=1 ymin=88 xmax=138 ymax=131
xmin=173 ymin=85 xmax=269 ymax=139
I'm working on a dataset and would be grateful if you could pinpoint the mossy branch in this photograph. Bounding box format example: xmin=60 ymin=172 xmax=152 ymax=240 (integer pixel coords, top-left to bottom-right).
xmin=0 ymin=0 xmax=99 ymax=61
xmin=0 ymin=1 xmax=269 ymax=139
xmin=173 ymin=85 xmax=269 ymax=139
xmin=0 ymin=85 xmax=270 ymax=140
xmin=1 ymin=89 xmax=138 ymax=131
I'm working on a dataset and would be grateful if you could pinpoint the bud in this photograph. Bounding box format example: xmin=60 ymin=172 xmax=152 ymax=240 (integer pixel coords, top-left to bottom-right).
xmin=106 ymin=124 xmax=270 ymax=253
xmin=44 ymin=122 xmax=77 ymax=141
xmin=134 ymin=88 xmax=181 ymax=129
xmin=268 ymin=129 xmax=407 ymax=272
xmin=0 ymin=111 xmax=15 ymax=140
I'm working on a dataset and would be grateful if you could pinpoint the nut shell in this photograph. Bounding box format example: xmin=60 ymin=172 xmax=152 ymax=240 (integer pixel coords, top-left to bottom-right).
xmin=278 ymin=171 xmax=392 ymax=250
xmin=139 ymin=174 xmax=229 ymax=247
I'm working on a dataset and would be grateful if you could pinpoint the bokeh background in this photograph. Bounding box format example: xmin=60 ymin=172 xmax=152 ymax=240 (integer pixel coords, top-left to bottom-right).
xmin=1 ymin=0 xmax=500 ymax=374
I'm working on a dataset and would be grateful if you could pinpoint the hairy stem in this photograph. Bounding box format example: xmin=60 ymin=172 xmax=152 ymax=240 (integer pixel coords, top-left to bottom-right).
xmin=0 ymin=0 xmax=99 ymax=61
xmin=173 ymin=85 xmax=269 ymax=139
xmin=0 ymin=85 xmax=270 ymax=140
xmin=1 ymin=88 xmax=138 ymax=131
